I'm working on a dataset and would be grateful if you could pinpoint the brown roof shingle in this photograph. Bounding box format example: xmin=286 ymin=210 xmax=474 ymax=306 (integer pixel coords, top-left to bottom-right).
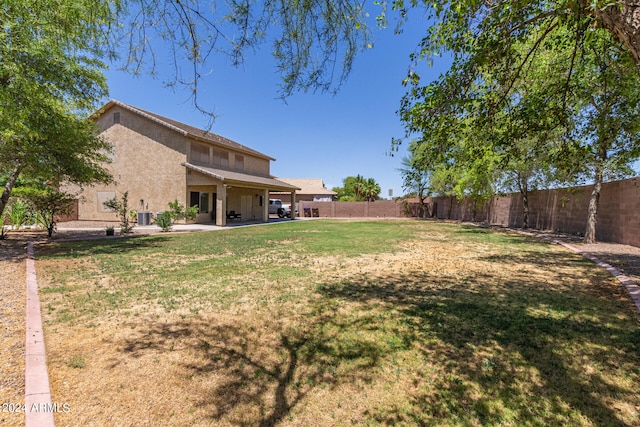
xmin=95 ymin=100 xmax=275 ymax=160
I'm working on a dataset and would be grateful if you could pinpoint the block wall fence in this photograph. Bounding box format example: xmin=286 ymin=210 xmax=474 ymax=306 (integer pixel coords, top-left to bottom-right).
xmin=298 ymin=200 xmax=406 ymax=219
xmin=300 ymin=176 xmax=640 ymax=247
xmin=424 ymin=177 xmax=640 ymax=247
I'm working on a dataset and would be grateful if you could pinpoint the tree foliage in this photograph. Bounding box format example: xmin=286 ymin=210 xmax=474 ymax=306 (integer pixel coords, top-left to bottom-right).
xmin=105 ymin=0 xmax=374 ymax=109
xmin=1 ymin=0 xmax=113 ymax=218
xmin=123 ymin=0 xmax=640 ymax=98
xmin=332 ymin=175 xmax=381 ymax=201
xmin=396 ymin=0 xmax=640 ymax=241
xmin=13 ymin=186 xmax=77 ymax=238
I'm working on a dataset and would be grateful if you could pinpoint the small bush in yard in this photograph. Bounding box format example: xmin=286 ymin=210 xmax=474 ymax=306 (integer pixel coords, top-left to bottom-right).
xmin=7 ymin=199 xmax=28 ymax=230
xmin=155 ymin=211 xmax=173 ymax=232
xmin=168 ymin=199 xmax=198 ymax=223
xmin=155 ymin=199 xmax=198 ymax=231
xmin=103 ymin=191 xmax=135 ymax=234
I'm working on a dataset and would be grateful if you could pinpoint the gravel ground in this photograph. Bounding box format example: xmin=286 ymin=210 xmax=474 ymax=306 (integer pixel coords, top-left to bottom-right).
xmin=526 ymin=229 xmax=640 ymax=283
xmin=0 ymin=223 xmax=638 ymax=427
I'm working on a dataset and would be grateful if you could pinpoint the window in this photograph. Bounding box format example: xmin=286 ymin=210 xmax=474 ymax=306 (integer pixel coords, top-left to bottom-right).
xmin=113 ymin=112 xmax=120 ymax=124
xmin=97 ymin=191 xmax=116 ymax=212
xmin=235 ymin=154 xmax=244 ymax=171
xmin=212 ymin=148 xmax=229 ymax=167
xmin=190 ymin=192 xmax=199 ymax=209
xmin=190 ymin=191 xmax=209 ymax=214
xmin=190 ymin=142 xmax=210 ymax=164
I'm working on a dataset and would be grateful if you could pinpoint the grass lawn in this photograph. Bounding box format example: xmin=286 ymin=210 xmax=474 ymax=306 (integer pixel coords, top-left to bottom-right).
xmin=36 ymin=220 xmax=640 ymax=426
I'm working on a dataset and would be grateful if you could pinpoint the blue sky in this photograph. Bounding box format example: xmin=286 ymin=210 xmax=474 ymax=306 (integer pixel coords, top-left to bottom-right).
xmin=104 ymin=16 xmax=451 ymax=198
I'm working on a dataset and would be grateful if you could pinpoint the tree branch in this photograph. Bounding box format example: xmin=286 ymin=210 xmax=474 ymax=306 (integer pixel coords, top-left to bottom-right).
xmin=508 ymin=10 xmax=558 ymax=35
xmin=0 ymin=163 xmax=22 ymax=217
xmin=500 ymin=18 xmax=558 ymax=104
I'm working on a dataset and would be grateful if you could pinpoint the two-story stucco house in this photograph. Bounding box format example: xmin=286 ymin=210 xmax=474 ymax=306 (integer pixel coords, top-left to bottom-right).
xmin=71 ymin=100 xmax=299 ymax=226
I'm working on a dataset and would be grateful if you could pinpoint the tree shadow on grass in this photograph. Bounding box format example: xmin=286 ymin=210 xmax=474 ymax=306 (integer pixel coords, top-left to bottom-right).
xmin=478 ymin=248 xmax=639 ymax=314
xmin=115 ymin=307 xmax=387 ymax=426
xmin=110 ymin=257 xmax=640 ymax=426
xmin=319 ymin=268 xmax=640 ymax=426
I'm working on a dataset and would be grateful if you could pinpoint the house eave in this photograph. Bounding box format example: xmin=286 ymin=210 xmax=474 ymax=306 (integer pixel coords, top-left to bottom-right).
xmin=92 ymin=100 xmax=189 ymax=136
xmin=182 ymin=163 xmax=301 ymax=192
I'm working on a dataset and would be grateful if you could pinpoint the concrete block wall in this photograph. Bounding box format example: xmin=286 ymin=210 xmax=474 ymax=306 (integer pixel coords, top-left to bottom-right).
xmin=423 ymin=177 xmax=640 ymax=247
xmin=299 ymin=200 xmax=405 ymax=218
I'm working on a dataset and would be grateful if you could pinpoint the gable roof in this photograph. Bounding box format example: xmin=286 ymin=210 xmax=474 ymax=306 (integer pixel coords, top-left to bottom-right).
xmin=270 ymin=178 xmax=337 ymax=195
xmin=94 ymin=100 xmax=275 ymax=161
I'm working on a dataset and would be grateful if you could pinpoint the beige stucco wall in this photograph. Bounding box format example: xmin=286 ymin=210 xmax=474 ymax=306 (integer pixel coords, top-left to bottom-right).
xmin=241 ymin=154 xmax=270 ymax=176
xmin=76 ymin=106 xmax=189 ymax=221
xmin=187 ymin=141 xmax=270 ymax=176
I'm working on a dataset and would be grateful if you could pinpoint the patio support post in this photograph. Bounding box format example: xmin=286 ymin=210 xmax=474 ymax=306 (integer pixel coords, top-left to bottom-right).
xmin=216 ymin=184 xmax=227 ymax=226
xmin=262 ymin=189 xmax=269 ymax=222
xmin=291 ymin=191 xmax=296 ymax=220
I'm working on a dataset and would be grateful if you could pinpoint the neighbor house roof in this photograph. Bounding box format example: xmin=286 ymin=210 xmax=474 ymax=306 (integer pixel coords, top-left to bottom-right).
xmin=270 ymin=178 xmax=337 ymax=196
xmin=94 ymin=100 xmax=275 ymax=161
xmin=183 ymin=163 xmax=300 ymax=192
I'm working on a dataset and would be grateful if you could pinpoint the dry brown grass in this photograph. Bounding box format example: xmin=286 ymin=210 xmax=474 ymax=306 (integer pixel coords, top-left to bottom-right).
xmin=32 ymin=221 xmax=640 ymax=426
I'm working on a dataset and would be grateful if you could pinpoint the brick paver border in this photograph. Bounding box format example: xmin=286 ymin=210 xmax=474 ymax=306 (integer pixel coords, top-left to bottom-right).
xmin=554 ymin=240 xmax=640 ymax=313
xmin=25 ymin=242 xmax=55 ymax=427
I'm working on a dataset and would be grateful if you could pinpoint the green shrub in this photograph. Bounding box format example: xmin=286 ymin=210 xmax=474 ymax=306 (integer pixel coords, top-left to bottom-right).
xmin=7 ymin=199 xmax=28 ymax=230
xmin=103 ymin=191 xmax=135 ymax=234
xmin=155 ymin=211 xmax=173 ymax=232
xmin=156 ymin=200 xmax=198 ymax=232
xmin=167 ymin=199 xmax=198 ymax=223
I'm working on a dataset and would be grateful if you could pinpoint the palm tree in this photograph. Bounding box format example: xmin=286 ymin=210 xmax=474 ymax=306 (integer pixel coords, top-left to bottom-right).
xmin=362 ymin=178 xmax=381 ymax=202
xmin=352 ymin=174 xmax=366 ymax=200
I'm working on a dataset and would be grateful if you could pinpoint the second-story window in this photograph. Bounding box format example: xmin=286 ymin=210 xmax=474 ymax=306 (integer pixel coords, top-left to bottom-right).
xmin=235 ymin=155 xmax=244 ymax=171
xmin=212 ymin=148 xmax=229 ymax=167
xmin=191 ymin=142 xmax=210 ymax=164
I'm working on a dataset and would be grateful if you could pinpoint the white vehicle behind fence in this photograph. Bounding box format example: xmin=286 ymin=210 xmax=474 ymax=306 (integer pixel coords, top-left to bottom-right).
xmin=278 ymin=203 xmax=299 ymax=218
xmin=269 ymin=199 xmax=282 ymax=214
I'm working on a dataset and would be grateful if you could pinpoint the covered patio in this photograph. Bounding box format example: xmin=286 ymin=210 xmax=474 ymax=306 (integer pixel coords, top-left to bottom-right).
xmin=183 ymin=162 xmax=300 ymax=226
